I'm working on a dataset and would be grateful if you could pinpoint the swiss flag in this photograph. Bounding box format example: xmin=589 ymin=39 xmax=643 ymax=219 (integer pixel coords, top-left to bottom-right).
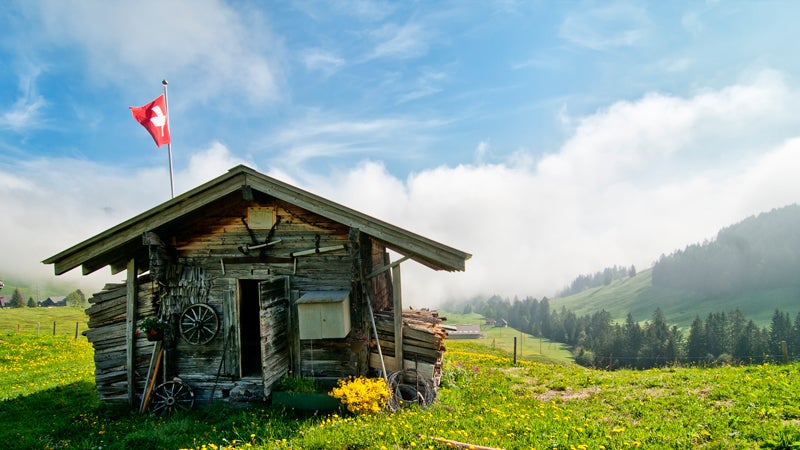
xmin=130 ymin=94 xmax=170 ymax=147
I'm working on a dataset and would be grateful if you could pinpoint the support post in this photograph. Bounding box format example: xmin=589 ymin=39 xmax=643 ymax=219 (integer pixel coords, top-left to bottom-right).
xmin=513 ymin=337 xmax=517 ymax=365
xmin=126 ymin=258 xmax=138 ymax=406
xmin=392 ymin=264 xmax=403 ymax=371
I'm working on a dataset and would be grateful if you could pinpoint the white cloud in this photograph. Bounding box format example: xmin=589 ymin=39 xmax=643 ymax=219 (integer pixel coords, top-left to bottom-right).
xmin=301 ymin=49 xmax=345 ymax=76
xmin=559 ymin=3 xmax=651 ymax=50
xmin=176 ymin=142 xmax=252 ymax=192
xmin=0 ymin=65 xmax=46 ymax=131
xmin=304 ymin=70 xmax=800 ymax=305
xmin=265 ymin=112 xmax=447 ymax=168
xmin=368 ymin=22 xmax=430 ymax=60
xmin=397 ymin=70 xmax=446 ymax=104
xmin=19 ymin=0 xmax=284 ymax=104
xmin=4 ymin=71 xmax=800 ymax=308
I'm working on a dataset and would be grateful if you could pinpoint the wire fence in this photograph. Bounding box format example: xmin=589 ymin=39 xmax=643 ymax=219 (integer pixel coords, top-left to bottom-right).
xmin=3 ymin=321 xmax=87 ymax=339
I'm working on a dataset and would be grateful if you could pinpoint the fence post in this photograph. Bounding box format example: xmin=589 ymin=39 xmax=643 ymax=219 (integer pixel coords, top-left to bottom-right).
xmin=38 ymin=322 xmax=41 ymax=336
xmin=53 ymin=321 xmax=57 ymax=336
xmin=17 ymin=323 xmax=20 ymax=334
xmin=513 ymin=337 xmax=517 ymax=365
xmin=781 ymin=340 xmax=789 ymax=364
xmin=75 ymin=322 xmax=80 ymax=340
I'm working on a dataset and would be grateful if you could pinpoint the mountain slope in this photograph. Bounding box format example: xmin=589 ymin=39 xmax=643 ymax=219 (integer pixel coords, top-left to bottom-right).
xmin=551 ymin=268 xmax=800 ymax=328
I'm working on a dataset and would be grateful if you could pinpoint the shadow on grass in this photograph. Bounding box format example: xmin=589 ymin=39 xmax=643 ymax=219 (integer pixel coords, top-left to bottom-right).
xmin=0 ymin=382 xmax=304 ymax=449
xmin=0 ymin=381 xmax=108 ymax=448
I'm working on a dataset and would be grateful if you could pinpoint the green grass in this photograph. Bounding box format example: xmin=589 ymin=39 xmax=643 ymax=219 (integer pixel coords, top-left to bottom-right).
xmin=439 ymin=311 xmax=485 ymax=325
xmin=475 ymin=326 xmax=574 ymax=364
xmin=4 ymin=311 xmax=800 ymax=449
xmin=0 ymin=306 xmax=89 ymax=337
xmin=442 ymin=310 xmax=574 ymax=364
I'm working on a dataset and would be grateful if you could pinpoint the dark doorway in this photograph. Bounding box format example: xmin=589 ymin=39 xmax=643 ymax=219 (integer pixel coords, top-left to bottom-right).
xmin=239 ymin=280 xmax=262 ymax=377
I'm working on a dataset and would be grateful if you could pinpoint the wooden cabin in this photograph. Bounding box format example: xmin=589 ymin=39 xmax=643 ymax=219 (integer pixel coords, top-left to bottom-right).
xmin=43 ymin=165 xmax=470 ymax=411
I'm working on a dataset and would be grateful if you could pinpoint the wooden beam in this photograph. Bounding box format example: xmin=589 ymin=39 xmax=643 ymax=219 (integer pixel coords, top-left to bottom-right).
xmin=125 ymin=258 xmax=137 ymax=407
xmin=366 ymin=255 xmax=411 ymax=279
xmin=392 ymin=264 xmax=403 ymax=371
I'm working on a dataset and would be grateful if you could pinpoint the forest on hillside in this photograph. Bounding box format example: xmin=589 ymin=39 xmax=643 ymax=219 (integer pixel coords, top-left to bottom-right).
xmin=651 ymin=204 xmax=800 ymax=297
xmin=445 ymin=204 xmax=800 ymax=369
xmin=447 ymin=295 xmax=800 ymax=369
xmin=556 ymin=204 xmax=800 ymax=300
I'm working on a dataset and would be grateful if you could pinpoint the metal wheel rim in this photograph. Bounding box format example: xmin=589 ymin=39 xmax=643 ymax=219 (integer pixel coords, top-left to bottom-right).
xmin=148 ymin=380 xmax=194 ymax=415
xmin=180 ymin=303 xmax=219 ymax=345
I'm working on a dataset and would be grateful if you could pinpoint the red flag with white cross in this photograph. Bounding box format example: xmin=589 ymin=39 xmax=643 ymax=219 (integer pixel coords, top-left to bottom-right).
xmin=130 ymin=94 xmax=171 ymax=147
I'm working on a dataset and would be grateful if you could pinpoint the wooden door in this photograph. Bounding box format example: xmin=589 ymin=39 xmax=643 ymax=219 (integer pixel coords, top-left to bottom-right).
xmin=259 ymin=277 xmax=290 ymax=396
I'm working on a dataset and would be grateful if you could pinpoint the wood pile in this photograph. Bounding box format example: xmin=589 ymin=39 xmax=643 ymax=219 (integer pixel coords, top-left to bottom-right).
xmin=370 ymin=309 xmax=447 ymax=386
xmin=84 ymin=278 xmax=158 ymax=403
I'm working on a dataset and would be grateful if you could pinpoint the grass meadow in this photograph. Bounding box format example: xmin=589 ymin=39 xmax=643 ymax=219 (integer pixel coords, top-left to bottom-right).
xmin=2 ymin=308 xmax=800 ymax=449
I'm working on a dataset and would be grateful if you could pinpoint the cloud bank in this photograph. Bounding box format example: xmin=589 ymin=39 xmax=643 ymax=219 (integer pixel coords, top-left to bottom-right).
xmin=2 ymin=71 xmax=800 ymax=306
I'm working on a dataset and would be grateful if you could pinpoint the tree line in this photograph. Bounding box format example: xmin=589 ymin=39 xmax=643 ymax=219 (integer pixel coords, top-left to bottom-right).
xmin=652 ymin=204 xmax=800 ymax=297
xmin=557 ymin=265 xmax=636 ymax=297
xmin=451 ymin=295 xmax=800 ymax=369
xmin=1 ymin=287 xmax=87 ymax=308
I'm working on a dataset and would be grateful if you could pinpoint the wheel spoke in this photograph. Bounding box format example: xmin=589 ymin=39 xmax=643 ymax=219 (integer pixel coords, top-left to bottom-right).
xmin=179 ymin=304 xmax=219 ymax=345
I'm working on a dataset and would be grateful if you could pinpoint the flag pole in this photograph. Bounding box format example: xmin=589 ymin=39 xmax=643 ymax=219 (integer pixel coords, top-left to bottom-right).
xmin=162 ymin=79 xmax=175 ymax=199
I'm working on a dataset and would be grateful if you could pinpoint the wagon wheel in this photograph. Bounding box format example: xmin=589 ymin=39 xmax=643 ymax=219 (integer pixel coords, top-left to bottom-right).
xmin=148 ymin=379 xmax=194 ymax=415
xmin=179 ymin=303 xmax=219 ymax=345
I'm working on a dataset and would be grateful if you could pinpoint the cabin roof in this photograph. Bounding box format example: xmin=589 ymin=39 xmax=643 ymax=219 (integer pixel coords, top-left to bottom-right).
xmin=43 ymin=165 xmax=471 ymax=276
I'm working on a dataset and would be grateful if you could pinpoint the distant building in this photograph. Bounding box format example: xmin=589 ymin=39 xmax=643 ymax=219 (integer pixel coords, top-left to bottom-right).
xmin=495 ymin=318 xmax=508 ymax=328
xmin=39 ymin=296 xmax=67 ymax=307
xmin=447 ymin=324 xmax=482 ymax=339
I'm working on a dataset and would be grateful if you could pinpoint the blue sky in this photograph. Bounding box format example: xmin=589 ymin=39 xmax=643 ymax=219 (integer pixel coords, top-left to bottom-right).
xmin=2 ymin=1 xmax=800 ymax=305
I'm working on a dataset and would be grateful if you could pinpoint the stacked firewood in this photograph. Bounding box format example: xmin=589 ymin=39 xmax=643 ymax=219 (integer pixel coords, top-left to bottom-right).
xmin=370 ymin=309 xmax=448 ymax=386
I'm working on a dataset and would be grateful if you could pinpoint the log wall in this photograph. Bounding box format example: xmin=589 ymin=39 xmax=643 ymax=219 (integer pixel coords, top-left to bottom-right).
xmin=85 ymin=191 xmax=392 ymax=406
xmin=159 ymin=194 xmax=365 ymax=401
xmin=85 ymin=278 xmax=158 ymax=404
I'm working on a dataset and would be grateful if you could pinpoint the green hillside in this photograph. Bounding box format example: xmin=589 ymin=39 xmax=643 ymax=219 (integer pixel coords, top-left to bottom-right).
xmin=551 ymin=268 xmax=800 ymax=328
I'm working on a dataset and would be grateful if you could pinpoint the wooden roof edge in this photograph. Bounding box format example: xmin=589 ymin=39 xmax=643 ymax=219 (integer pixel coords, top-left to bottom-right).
xmin=42 ymin=169 xmax=249 ymax=274
xmin=43 ymin=164 xmax=471 ymax=275
xmin=244 ymin=174 xmax=471 ymax=271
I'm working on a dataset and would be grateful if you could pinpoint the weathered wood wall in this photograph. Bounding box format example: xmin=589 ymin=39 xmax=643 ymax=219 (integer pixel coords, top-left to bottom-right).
xmin=85 ymin=191 xmax=389 ymax=405
xmin=160 ymin=193 xmax=363 ymax=401
xmin=369 ymin=239 xmax=393 ymax=312
xmin=85 ymin=277 xmax=158 ymax=404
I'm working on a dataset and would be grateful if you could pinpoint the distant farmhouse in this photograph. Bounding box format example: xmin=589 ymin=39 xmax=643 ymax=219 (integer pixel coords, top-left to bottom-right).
xmin=39 ymin=296 xmax=67 ymax=307
xmin=446 ymin=324 xmax=482 ymax=339
xmin=484 ymin=317 xmax=508 ymax=327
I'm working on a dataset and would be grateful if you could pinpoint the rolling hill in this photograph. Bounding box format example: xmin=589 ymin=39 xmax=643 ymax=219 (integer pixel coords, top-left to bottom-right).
xmin=551 ymin=204 xmax=800 ymax=328
xmin=550 ymin=268 xmax=800 ymax=328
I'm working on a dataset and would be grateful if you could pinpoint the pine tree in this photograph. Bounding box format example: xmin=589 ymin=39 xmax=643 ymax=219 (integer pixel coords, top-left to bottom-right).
xmin=769 ymin=309 xmax=792 ymax=356
xmin=686 ymin=316 xmax=707 ymax=362
xmin=27 ymin=297 xmax=36 ymax=307
xmin=10 ymin=288 xmax=25 ymax=308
